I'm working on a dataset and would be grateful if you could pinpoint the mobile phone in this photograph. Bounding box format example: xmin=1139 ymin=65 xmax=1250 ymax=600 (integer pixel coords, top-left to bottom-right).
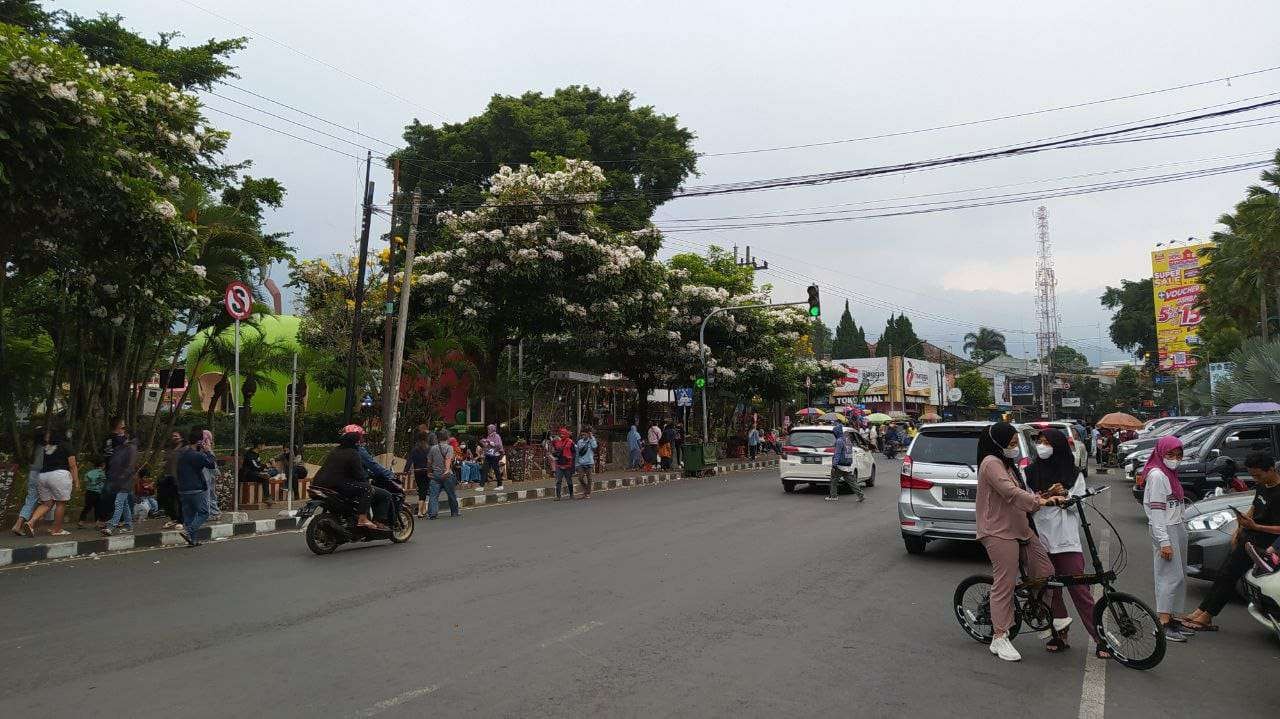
xmin=1228 ymin=506 xmax=1243 ymax=517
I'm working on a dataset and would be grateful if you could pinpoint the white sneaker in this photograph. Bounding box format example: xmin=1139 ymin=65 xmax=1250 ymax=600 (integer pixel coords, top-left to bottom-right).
xmin=475 ymin=487 xmax=485 ymax=493
xmin=1041 ymin=616 xmax=1073 ymax=639
xmin=989 ymin=636 xmax=1021 ymax=662
xmin=495 ymin=485 xmax=505 ymax=491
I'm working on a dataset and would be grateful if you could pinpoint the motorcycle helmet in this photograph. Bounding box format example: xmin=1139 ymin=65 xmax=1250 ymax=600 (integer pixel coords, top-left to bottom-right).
xmin=340 ymin=424 xmax=365 ymax=439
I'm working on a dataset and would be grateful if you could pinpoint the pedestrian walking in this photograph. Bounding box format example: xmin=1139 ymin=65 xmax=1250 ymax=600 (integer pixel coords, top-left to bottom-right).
xmin=201 ymin=429 xmax=222 ymax=518
xmin=552 ymin=428 xmax=576 ymax=500
xmin=974 ymin=422 xmax=1062 ymax=662
xmin=627 ymin=424 xmax=643 ymax=469
xmin=478 ymin=424 xmax=505 ymax=492
xmin=673 ymin=424 xmax=685 ymax=468
xmin=426 ymin=429 xmax=459 ymax=519
xmin=24 ymin=429 xmax=80 ymax=537
xmin=1027 ymin=429 xmax=1108 ymax=658
xmin=10 ymin=429 xmax=45 ymax=536
xmin=176 ymin=428 xmax=216 ymax=547
xmin=102 ymin=430 xmax=138 ymax=535
xmin=747 ymin=426 xmax=760 ymax=460
xmin=826 ymin=423 xmax=864 ymax=502
xmin=159 ymin=432 xmax=184 ymax=530
xmin=1183 ymin=451 xmax=1280 ymax=631
xmin=659 ymin=423 xmax=674 ymax=470
xmin=576 ymin=426 xmax=598 ymax=499
xmin=406 ymin=432 xmax=435 ymax=518
xmin=1090 ymin=425 xmax=1101 ymax=462
xmin=645 ymin=422 xmax=661 ymax=470
xmin=76 ymin=456 xmax=106 ymax=529
xmin=1142 ymin=435 xmax=1193 ymax=642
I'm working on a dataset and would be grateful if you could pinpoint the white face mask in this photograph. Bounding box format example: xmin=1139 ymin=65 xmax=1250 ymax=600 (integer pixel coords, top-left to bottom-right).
xmin=1164 ymin=458 xmax=1181 ymax=470
xmin=1035 ymin=444 xmax=1053 ymax=460
xmin=1002 ymin=446 xmax=1020 ymax=459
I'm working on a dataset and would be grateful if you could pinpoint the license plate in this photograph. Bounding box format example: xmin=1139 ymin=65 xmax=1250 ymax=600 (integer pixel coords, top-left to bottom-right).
xmin=943 ymin=486 xmax=977 ymax=502
xmin=801 ymin=456 xmax=823 ymax=464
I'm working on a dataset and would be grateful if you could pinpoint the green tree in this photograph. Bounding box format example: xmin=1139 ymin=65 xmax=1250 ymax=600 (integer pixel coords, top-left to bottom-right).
xmin=200 ymin=333 xmax=292 ymax=425
xmin=1100 ymin=279 xmax=1157 ymax=368
xmin=955 ymin=370 xmax=991 ymax=407
xmin=963 ymin=326 xmax=1007 ymax=363
xmin=877 ymin=313 xmax=924 ymax=358
xmin=807 ymin=317 xmax=832 ymax=358
xmin=1049 ymin=345 xmax=1090 ymax=372
xmin=831 ymin=301 xmax=868 ymax=358
xmin=391 ymin=86 xmax=697 ymax=239
xmin=1108 ymin=365 xmax=1145 ymax=411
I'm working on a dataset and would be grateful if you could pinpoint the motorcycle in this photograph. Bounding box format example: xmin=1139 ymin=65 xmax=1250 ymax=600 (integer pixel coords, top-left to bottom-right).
xmin=883 ymin=440 xmax=900 ymax=460
xmin=298 ymin=475 xmax=415 ymax=555
xmin=1243 ymin=542 xmax=1280 ymax=641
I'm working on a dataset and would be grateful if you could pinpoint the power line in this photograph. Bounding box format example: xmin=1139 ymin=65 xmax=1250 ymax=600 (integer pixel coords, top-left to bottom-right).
xmin=177 ymin=0 xmax=449 ymax=120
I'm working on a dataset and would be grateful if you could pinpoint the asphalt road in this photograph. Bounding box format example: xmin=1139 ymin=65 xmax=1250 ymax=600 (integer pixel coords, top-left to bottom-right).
xmin=3 ymin=457 xmax=1277 ymax=718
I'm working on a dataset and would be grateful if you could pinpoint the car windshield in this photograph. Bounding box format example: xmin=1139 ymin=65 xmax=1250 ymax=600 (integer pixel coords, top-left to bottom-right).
xmin=787 ymin=430 xmax=835 ymax=449
xmin=911 ymin=430 xmax=979 ymax=466
xmin=1179 ymin=426 xmax=1215 ymax=451
xmin=1156 ymin=421 xmax=1194 ymax=437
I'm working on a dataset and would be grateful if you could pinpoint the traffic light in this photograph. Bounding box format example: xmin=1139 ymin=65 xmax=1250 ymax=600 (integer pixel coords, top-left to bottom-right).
xmin=695 ymin=377 xmax=706 ymax=389
xmin=806 ymin=285 xmax=820 ymax=317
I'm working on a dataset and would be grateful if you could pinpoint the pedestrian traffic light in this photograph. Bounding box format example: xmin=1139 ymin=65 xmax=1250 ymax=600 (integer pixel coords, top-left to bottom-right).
xmin=807 ymin=285 xmax=820 ymax=317
xmin=695 ymin=377 xmax=706 ymax=389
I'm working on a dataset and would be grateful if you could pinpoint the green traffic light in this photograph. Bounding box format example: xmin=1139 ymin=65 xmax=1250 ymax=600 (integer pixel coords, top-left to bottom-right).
xmin=808 ymin=306 xmax=820 ymax=317
xmin=695 ymin=378 xmax=706 ymax=388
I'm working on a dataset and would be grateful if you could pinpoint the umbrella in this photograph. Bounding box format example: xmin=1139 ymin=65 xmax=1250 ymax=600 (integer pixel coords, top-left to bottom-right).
xmin=888 ymin=411 xmax=909 ymax=420
xmin=818 ymin=412 xmax=850 ymax=424
xmin=795 ymin=407 xmax=822 ymax=417
xmin=1228 ymin=401 xmax=1280 ymax=413
xmin=835 ymin=406 xmax=859 ymax=416
xmin=865 ymin=413 xmax=892 ymax=424
xmin=1097 ymin=412 xmax=1144 ymax=430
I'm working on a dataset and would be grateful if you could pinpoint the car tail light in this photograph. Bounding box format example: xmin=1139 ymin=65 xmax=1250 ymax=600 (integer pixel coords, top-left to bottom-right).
xmin=899 ymin=456 xmax=934 ymax=489
xmin=782 ymin=445 xmax=798 ymax=458
xmin=820 ymin=447 xmax=835 ymax=454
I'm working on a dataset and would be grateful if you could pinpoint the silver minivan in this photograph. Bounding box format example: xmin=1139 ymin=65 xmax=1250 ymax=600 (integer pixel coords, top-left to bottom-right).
xmin=898 ymin=421 xmax=1033 ymax=554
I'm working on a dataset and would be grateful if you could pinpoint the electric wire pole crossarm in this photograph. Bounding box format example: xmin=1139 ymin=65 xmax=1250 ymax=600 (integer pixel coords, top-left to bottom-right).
xmin=697 ymin=285 xmax=821 ymax=441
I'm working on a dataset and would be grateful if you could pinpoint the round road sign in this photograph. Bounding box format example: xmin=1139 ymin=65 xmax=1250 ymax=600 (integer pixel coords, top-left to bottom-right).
xmin=947 ymin=387 xmax=963 ymax=403
xmin=224 ymin=281 xmax=253 ymax=320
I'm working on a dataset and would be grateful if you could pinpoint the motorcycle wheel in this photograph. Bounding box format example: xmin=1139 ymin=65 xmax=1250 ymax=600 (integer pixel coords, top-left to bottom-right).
xmin=390 ymin=506 xmax=415 ymax=543
xmin=305 ymin=515 xmax=341 ymax=555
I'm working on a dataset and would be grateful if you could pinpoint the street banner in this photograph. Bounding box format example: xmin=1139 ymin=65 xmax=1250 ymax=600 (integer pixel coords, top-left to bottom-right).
xmin=899 ymin=357 xmax=944 ymax=405
xmin=1151 ymin=243 xmax=1211 ymax=372
xmin=1061 ymin=397 xmax=1082 ymax=408
xmin=1208 ymin=362 xmax=1234 ymax=399
xmin=1010 ymin=380 xmax=1034 ymax=396
xmin=992 ymin=372 xmax=1011 ymax=407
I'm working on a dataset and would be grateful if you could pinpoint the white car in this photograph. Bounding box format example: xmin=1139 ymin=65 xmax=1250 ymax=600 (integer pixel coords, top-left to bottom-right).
xmin=780 ymin=425 xmax=876 ymax=493
xmin=1027 ymin=421 xmax=1089 ymax=476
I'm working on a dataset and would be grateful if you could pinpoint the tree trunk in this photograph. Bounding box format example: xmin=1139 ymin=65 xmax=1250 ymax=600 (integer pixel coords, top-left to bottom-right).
xmin=634 ymin=378 xmax=652 ymax=434
xmin=140 ymin=328 xmax=198 ymax=467
xmin=1260 ymin=274 xmax=1270 ymax=343
xmin=0 ymin=251 xmax=22 ymax=458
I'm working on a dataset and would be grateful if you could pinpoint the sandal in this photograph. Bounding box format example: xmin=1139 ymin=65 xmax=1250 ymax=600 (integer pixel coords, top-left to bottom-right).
xmin=49 ymin=529 xmax=71 ymax=536
xmin=1178 ymin=618 xmax=1219 ymax=632
xmin=1094 ymin=644 xmax=1111 ymax=659
xmin=1045 ymin=635 xmax=1069 ymax=652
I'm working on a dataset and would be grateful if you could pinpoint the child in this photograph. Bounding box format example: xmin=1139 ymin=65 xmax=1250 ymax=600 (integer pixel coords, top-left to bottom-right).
xmin=133 ymin=467 xmax=159 ymax=523
xmin=78 ymin=458 xmax=106 ymax=529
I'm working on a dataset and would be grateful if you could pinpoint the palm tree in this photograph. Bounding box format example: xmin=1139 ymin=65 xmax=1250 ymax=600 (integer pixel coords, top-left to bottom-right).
xmin=1185 ymin=338 xmax=1280 ymax=411
xmin=963 ymin=327 xmax=1007 ymax=363
xmin=1204 ymin=151 xmax=1280 ymax=343
xmin=204 ymin=333 xmax=292 ymax=424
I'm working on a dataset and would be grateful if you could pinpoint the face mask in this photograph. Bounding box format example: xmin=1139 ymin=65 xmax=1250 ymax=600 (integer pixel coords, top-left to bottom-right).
xmin=1002 ymin=447 xmax=1020 ymax=459
xmin=1035 ymin=444 xmax=1053 ymax=460
xmin=1164 ymin=458 xmax=1180 ymax=470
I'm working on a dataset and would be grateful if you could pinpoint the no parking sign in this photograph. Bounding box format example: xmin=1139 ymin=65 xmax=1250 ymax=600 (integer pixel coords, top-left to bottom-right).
xmin=224 ymin=281 xmax=252 ymax=320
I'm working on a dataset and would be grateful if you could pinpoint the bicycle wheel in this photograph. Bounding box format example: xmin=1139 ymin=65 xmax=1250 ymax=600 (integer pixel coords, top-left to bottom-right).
xmin=1093 ymin=591 xmax=1166 ymax=670
xmin=954 ymin=575 xmax=1021 ymax=644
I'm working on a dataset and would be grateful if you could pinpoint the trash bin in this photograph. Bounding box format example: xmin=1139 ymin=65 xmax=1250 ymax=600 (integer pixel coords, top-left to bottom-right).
xmin=682 ymin=442 xmax=718 ymax=477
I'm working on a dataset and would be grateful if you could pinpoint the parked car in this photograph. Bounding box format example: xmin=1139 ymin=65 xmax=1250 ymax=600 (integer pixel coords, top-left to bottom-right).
xmin=1115 ymin=415 xmax=1232 ymax=466
xmin=1139 ymin=416 xmax=1197 ymax=437
xmin=898 ymin=421 xmax=1033 ymax=554
xmin=1124 ymin=425 xmax=1218 ymax=480
xmin=780 ymin=425 xmax=876 ymax=494
xmin=1183 ymin=490 xmax=1257 ymax=585
xmin=1026 ymin=421 xmax=1089 ymax=476
xmin=1130 ymin=416 xmax=1280 ymax=501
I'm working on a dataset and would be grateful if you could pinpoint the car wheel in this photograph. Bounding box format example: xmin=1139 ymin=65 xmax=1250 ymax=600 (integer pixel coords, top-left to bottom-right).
xmin=865 ymin=464 xmax=876 ymax=487
xmin=903 ymin=533 xmax=927 ymax=555
xmin=782 ymin=480 xmax=797 ymax=493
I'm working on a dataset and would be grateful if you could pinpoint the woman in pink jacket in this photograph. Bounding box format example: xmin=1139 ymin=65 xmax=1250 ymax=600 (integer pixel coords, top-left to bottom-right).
xmin=975 ymin=422 xmax=1065 ymax=662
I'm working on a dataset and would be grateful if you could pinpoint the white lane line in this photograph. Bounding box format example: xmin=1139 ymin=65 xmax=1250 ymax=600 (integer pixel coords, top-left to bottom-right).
xmin=538 ymin=620 xmax=604 ymax=648
xmin=1078 ymin=484 xmax=1111 ymax=719
xmin=357 ymin=685 xmax=439 ymax=717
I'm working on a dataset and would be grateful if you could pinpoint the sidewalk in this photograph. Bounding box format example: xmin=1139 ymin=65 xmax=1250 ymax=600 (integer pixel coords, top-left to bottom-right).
xmin=0 ymin=458 xmax=778 ymax=567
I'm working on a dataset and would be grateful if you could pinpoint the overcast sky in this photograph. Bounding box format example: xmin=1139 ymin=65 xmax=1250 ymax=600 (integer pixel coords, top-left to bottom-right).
xmin=61 ymin=1 xmax=1280 ymax=363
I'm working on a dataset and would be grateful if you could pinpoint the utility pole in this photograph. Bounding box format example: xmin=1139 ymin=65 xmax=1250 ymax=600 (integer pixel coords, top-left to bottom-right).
xmin=384 ymin=190 xmax=421 ymax=456
xmin=886 ymin=343 xmax=893 ymax=413
xmin=380 ymin=159 xmax=400 ymax=429
xmin=1033 ymin=206 xmax=1059 ymax=420
xmin=343 ymin=151 xmax=374 ymax=423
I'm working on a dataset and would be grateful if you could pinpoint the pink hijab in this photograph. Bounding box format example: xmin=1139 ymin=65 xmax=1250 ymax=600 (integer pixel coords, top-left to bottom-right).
xmin=1140 ymin=435 xmax=1184 ymax=501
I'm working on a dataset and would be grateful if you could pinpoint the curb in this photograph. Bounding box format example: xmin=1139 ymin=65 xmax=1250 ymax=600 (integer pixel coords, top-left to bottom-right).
xmin=0 ymin=458 xmax=777 ymax=568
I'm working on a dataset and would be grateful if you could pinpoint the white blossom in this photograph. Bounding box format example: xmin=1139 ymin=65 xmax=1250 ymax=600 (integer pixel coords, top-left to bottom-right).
xmin=152 ymin=199 xmax=177 ymax=219
xmin=47 ymin=81 xmax=77 ymax=102
xmin=190 ymin=264 xmax=207 ymax=279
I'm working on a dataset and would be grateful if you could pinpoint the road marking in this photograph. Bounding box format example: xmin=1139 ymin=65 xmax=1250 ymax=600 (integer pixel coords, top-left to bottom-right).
xmin=357 ymin=685 xmax=439 ymax=717
xmin=1078 ymin=483 xmax=1111 ymax=719
xmin=538 ymin=620 xmax=604 ymax=648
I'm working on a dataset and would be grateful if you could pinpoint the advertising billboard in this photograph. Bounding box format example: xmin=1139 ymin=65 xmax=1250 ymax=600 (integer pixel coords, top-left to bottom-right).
xmin=898 ymin=357 xmax=945 ymax=405
xmin=992 ymin=372 xmax=1012 ymax=407
xmin=1151 ymin=243 xmax=1211 ymax=372
xmin=830 ymin=358 xmax=890 ymax=400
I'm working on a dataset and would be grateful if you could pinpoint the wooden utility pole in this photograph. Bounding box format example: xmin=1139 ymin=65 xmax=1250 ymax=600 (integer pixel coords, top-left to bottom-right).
xmin=384 ymin=190 xmax=421 ymax=456
xmin=380 ymin=160 xmax=400 ymax=441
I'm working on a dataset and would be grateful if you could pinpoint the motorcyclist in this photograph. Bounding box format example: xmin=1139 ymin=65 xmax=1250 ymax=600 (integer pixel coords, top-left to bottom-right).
xmin=312 ymin=429 xmax=383 ymax=530
xmin=344 ymin=424 xmax=395 ymax=526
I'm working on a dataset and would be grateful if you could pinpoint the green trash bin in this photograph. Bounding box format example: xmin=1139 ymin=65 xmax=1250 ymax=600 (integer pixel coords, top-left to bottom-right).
xmin=682 ymin=442 xmax=718 ymax=477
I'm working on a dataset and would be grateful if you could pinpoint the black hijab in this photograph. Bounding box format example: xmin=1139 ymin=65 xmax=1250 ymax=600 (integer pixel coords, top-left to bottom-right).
xmin=976 ymin=421 xmax=1019 ymax=473
xmin=1027 ymin=428 xmax=1076 ymax=493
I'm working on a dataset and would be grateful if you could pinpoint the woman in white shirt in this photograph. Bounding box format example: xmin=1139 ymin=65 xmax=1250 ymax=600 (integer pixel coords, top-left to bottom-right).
xmin=1141 ymin=434 xmax=1191 ymax=642
xmin=1028 ymin=428 xmax=1107 ymax=658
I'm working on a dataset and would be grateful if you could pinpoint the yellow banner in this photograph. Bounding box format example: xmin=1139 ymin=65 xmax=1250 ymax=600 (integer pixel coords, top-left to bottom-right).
xmin=1151 ymin=243 xmax=1210 ymax=372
